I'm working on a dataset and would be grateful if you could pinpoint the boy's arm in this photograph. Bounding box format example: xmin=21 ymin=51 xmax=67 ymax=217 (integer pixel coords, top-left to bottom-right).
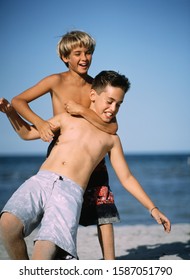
xmin=11 ymin=75 xmax=57 ymax=141
xmin=65 ymin=100 xmax=118 ymax=134
xmin=109 ymin=136 xmax=171 ymax=233
xmin=1 ymin=98 xmax=60 ymax=141
xmin=0 ymin=98 xmax=41 ymax=140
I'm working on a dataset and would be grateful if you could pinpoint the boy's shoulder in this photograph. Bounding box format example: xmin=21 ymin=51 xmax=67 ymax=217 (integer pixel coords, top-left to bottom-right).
xmin=44 ymin=72 xmax=93 ymax=90
xmin=47 ymin=72 xmax=67 ymax=81
xmin=42 ymin=72 xmax=68 ymax=87
xmin=47 ymin=71 xmax=81 ymax=83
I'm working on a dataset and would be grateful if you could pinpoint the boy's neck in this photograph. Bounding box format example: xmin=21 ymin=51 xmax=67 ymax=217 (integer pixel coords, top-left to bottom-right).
xmin=68 ymin=70 xmax=93 ymax=84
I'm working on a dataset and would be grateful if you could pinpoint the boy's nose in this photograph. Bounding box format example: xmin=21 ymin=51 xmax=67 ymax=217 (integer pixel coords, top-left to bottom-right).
xmin=110 ymin=103 xmax=117 ymax=112
xmin=81 ymin=53 xmax=87 ymax=60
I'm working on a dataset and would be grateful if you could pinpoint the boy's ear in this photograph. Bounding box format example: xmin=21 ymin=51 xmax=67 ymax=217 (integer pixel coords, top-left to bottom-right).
xmin=90 ymin=89 xmax=97 ymax=102
xmin=61 ymin=55 xmax=69 ymax=63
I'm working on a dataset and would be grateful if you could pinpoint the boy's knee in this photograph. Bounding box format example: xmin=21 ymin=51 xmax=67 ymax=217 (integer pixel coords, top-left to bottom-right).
xmin=0 ymin=212 xmax=24 ymax=237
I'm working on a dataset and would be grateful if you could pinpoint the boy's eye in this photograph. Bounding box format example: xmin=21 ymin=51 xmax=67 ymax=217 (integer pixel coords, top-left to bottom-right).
xmin=86 ymin=50 xmax=92 ymax=55
xmin=107 ymin=100 xmax=112 ymax=104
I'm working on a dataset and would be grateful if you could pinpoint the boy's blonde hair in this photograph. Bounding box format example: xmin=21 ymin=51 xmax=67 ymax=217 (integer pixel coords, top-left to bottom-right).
xmin=57 ymin=30 xmax=96 ymax=66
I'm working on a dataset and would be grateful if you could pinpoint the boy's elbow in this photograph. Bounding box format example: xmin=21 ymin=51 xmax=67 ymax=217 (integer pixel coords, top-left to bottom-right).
xmin=11 ymin=96 xmax=17 ymax=107
xmin=11 ymin=96 xmax=21 ymax=109
xmin=107 ymin=123 xmax=118 ymax=135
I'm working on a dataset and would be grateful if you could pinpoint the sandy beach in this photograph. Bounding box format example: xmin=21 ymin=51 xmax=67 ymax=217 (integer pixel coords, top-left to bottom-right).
xmin=0 ymin=223 xmax=189 ymax=260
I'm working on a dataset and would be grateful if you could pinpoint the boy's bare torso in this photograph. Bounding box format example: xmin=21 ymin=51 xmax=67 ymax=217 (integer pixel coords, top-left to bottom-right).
xmin=40 ymin=113 xmax=116 ymax=189
xmin=50 ymin=71 xmax=92 ymax=115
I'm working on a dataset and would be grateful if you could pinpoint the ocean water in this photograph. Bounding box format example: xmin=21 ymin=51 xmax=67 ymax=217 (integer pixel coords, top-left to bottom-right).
xmin=0 ymin=154 xmax=189 ymax=225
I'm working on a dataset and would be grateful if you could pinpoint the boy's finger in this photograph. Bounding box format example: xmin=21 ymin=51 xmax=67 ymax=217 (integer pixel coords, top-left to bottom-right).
xmin=161 ymin=218 xmax=171 ymax=233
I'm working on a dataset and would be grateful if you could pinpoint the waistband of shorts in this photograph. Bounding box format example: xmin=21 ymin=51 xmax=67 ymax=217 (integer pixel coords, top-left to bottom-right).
xmin=37 ymin=170 xmax=84 ymax=193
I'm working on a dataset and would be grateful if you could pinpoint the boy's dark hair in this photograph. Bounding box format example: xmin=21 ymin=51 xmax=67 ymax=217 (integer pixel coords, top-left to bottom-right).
xmin=92 ymin=70 xmax=130 ymax=94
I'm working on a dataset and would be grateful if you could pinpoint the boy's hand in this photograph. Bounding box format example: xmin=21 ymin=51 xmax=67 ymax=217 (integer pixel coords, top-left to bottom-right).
xmin=151 ymin=207 xmax=171 ymax=233
xmin=65 ymin=100 xmax=118 ymax=134
xmin=0 ymin=98 xmax=13 ymax=114
xmin=65 ymin=100 xmax=84 ymax=116
xmin=35 ymin=119 xmax=56 ymax=142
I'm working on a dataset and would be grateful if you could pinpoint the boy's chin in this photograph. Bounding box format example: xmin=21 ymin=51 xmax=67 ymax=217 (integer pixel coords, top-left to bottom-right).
xmin=102 ymin=118 xmax=112 ymax=123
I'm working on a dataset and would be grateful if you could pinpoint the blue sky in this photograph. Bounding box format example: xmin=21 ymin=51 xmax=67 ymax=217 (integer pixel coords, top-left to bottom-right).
xmin=0 ymin=0 xmax=189 ymax=155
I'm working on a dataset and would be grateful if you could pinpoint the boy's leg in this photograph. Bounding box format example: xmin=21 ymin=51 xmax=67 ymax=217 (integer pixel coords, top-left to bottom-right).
xmin=97 ymin=223 xmax=115 ymax=260
xmin=32 ymin=172 xmax=83 ymax=260
xmin=79 ymin=159 xmax=120 ymax=260
xmin=0 ymin=212 xmax=29 ymax=259
xmin=48 ymin=142 xmax=118 ymax=260
xmin=32 ymin=240 xmax=57 ymax=260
